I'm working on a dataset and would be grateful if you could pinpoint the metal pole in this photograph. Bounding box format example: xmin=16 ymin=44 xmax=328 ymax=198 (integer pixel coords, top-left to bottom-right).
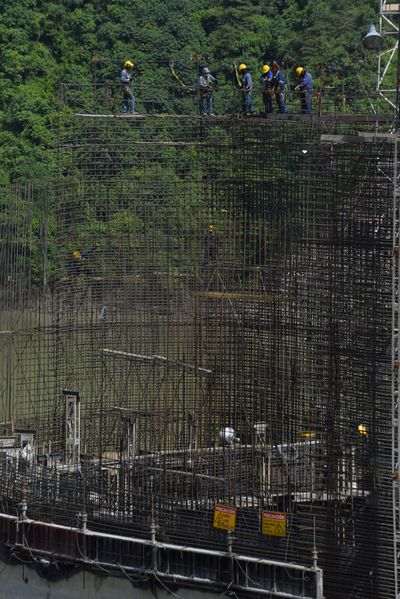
xmin=393 ymin=131 xmax=400 ymax=599
xmin=396 ymin=15 xmax=400 ymax=131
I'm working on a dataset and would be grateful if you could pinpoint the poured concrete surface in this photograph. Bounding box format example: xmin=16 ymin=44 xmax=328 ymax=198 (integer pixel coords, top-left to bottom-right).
xmin=0 ymin=561 xmax=221 ymax=599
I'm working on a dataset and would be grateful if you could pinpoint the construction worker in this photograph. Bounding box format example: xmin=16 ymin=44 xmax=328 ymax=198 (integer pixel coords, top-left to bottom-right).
xmin=259 ymin=64 xmax=273 ymax=115
xmin=199 ymin=67 xmax=216 ymax=116
xmin=357 ymin=424 xmax=368 ymax=438
xmin=295 ymin=67 xmax=313 ymax=114
xmin=120 ymin=60 xmax=136 ymax=114
xmin=271 ymin=61 xmax=288 ymax=114
xmin=71 ymin=249 xmax=83 ymax=276
xmin=70 ymin=248 xmax=95 ymax=276
xmin=238 ymin=64 xmax=254 ymax=116
xmin=71 ymin=250 xmax=81 ymax=262
xmin=202 ymin=224 xmax=218 ymax=265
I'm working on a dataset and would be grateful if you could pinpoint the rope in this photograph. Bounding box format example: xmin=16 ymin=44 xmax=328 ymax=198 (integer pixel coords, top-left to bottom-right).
xmin=233 ymin=63 xmax=242 ymax=88
xmin=169 ymin=61 xmax=195 ymax=91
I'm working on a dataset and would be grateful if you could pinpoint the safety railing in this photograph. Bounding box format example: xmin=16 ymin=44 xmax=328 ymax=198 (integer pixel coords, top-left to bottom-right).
xmin=0 ymin=512 xmax=324 ymax=598
xmin=59 ymin=80 xmax=390 ymax=118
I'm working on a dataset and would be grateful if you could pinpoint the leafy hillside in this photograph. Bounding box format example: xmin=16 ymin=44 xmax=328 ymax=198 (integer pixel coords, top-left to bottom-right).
xmin=0 ymin=0 xmax=378 ymax=182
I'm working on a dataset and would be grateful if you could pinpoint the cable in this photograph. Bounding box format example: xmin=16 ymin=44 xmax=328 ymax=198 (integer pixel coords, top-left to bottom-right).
xmin=153 ymin=571 xmax=183 ymax=598
xmin=117 ymin=562 xmax=149 ymax=585
xmin=233 ymin=557 xmax=264 ymax=590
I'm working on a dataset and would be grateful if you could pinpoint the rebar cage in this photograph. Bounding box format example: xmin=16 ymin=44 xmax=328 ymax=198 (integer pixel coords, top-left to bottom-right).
xmin=0 ymin=115 xmax=395 ymax=598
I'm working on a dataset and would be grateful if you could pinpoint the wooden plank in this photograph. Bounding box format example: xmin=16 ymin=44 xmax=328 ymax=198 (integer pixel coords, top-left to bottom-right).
xmin=193 ymin=291 xmax=287 ymax=302
xmin=74 ymin=112 xmax=393 ymax=123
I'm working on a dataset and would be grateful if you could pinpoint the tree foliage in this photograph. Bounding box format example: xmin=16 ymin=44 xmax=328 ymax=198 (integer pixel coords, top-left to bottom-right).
xmin=0 ymin=0 xmax=381 ymax=182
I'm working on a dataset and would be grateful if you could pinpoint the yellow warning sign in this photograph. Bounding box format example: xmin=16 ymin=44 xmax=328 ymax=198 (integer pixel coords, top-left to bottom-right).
xmin=213 ymin=504 xmax=237 ymax=532
xmin=261 ymin=511 xmax=286 ymax=537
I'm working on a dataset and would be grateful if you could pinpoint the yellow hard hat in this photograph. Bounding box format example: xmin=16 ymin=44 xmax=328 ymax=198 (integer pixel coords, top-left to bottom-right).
xmin=358 ymin=424 xmax=368 ymax=437
xmin=238 ymin=63 xmax=247 ymax=71
xmin=208 ymin=224 xmax=215 ymax=232
xmin=124 ymin=60 xmax=134 ymax=69
xmin=71 ymin=250 xmax=81 ymax=261
xmin=296 ymin=67 xmax=304 ymax=77
xmin=262 ymin=65 xmax=270 ymax=73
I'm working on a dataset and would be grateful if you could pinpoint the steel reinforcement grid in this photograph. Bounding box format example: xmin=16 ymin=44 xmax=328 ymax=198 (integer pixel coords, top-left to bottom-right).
xmin=0 ymin=115 xmax=395 ymax=598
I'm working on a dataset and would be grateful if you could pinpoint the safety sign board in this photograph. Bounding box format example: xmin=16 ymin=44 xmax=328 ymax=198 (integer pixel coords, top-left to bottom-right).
xmin=261 ymin=511 xmax=286 ymax=537
xmin=213 ymin=504 xmax=237 ymax=532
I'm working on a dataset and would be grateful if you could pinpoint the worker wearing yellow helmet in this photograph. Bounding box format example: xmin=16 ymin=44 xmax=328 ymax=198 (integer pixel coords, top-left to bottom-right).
xmin=70 ymin=249 xmax=83 ymax=276
xmin=121 ymin=59 xmax=137 ymax=114
xmin=294 ymin=66 xmax=313 ymax=114
xmin=71 ymin=247 xmax=96 ymax=275
xmin=71 ymin=250 xmax=81 ymax=262
xmin=203 ymin=224 xmax=218 ymax=265
xmin=357 ymin=424 xmax=368 ymax=437
xmin=238 ymin=63 xmax=254 ymax=116
xmin=259 ymin=64 xmax=273 ymax=115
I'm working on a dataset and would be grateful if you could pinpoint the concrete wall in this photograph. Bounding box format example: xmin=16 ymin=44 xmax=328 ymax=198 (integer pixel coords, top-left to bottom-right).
xmin=0 ymin=561 xmax=221 ymax=599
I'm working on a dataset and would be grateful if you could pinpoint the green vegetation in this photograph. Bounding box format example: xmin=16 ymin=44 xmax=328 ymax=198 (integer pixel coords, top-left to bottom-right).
xmin=0 ymin=0 xmax=381 ymax=183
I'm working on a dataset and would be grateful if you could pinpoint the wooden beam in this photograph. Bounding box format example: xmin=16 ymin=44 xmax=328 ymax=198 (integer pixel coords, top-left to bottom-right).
xmin=74 ymin=112 xmax=393 ymax=124
xmin=193 ymin=291 xmax=287 ymax=302
xmin=320 ymin=133 xmax=396 ymax=145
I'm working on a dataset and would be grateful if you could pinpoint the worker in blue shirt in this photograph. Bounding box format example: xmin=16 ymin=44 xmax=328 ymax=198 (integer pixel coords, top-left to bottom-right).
xmin=120 ymin=59 xmax=136 ymax=114
xmin=238 ymin=64 xmax=254 ymax=116
xmin=199 ymin=67 xmax=216 ymax=116
xmin=295 ymin=67 xmax=313 ymax=114
xmin=259 ymin=64 xmax=273 ymax=114
xmin=271 ymin=61 xmax=288 ymax=114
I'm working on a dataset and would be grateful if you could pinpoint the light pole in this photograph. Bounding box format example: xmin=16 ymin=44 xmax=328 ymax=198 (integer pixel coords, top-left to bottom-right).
xmin=363 ymin=23 xmax=384 ymax=116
